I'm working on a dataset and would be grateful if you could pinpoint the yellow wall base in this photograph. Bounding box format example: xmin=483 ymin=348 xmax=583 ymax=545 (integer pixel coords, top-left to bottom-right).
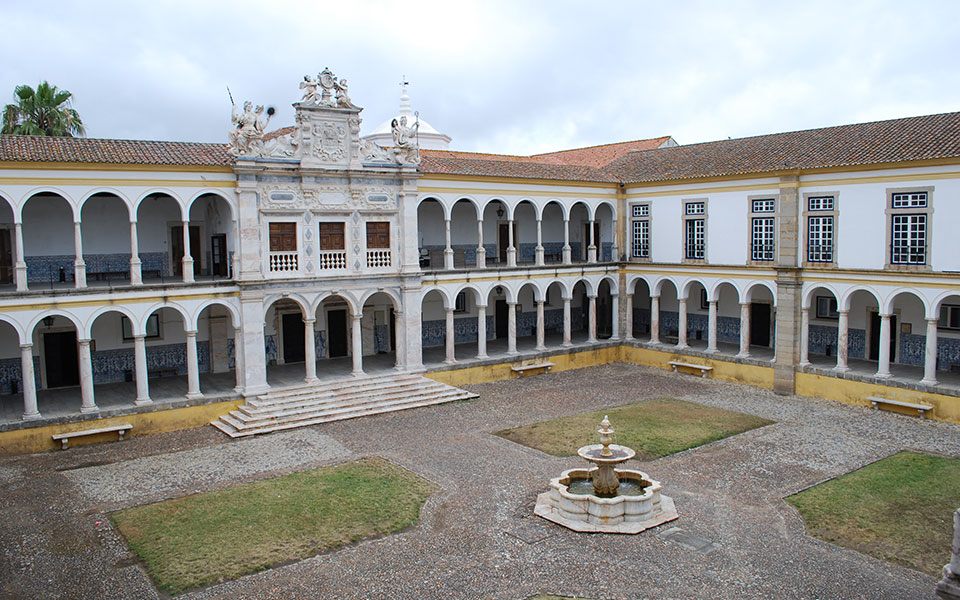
xmin=0 ymin=399 xmax=243 ymax=455
xmin=796 ymin=372 xmax=960 ymax=423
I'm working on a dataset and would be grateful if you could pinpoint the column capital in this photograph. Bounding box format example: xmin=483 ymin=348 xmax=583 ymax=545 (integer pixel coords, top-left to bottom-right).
xmin=927 ymin=317 xmax=940 ymax=324
xmin=19 ymin=343 xmax=32 ymax=351
xmin=352 ymin=312 xmax=363 ymax=320
xmin=879 ymin=312 xmax=892 ymax=319
xmin=708 ymin=299 xmax=718 ymax=306
xmin=133 ymin=333 xmax=146 ymax=341
xmin=536 ymin=299 xmax=545 ymax=305
xmin=837 ymin=309 xmax=849 ymax=316
xmin=78 ymin=338 xmax=92 ymax=345
xmin=476 ymin=304 xmax=487 ymax=310
xmin=185 ymin=329 xmax=198 ymax=336
xmin=303 ymin=318 xmax=316 ymax=324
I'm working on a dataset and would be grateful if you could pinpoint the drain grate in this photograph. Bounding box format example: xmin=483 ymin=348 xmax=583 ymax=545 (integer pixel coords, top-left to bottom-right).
xmin=658 ymin=526 xmax=719 ymax=554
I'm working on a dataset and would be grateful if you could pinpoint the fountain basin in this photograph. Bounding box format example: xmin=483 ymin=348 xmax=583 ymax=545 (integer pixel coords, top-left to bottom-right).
xmin=534 ymin=467 xmax=678 ymax=534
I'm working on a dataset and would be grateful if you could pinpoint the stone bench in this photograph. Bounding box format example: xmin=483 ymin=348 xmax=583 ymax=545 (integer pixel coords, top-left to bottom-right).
xmin=868 ymin=396 xmax=933 ymax=419
xmin=668 ymin=361 xmax=713 ymax=378
xmin=52 ymin=424 xmax=133 ymax=450
xmin=511 ymin=361 xmax=555 ymax=377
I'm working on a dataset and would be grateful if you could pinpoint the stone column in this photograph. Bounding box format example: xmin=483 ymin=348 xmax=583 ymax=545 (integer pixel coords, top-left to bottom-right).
xmin=876 ymin=313 xmax=892 ymax=378
xmin=73 ymin=221 xmax=86 ymax=288
xmin=562 ymin=297 xmax=572 ymax=347
xmin=535 ymin=300 xmax=546 ymax=351
xmin=185 ymin=330 xmax=202 ymax=399
xmin=444 ymin=308 xmax=456 ymax=364
xmin=587 ymin=295 xmax=597 ymax=343
xmin=304 ymin=318 xmax=318 ymax=382
xmin=392 ymin=310 xmax=405 ymax=369
xmin=19 ymin=344 xmax=40 ymax=420
xmin=706 ymin=300 xmax=718 ymax=353
xmin=78 ymin=339 xmax=97 ymax=413
xmin=239 ymin=295 xmax=270 ymax=395
xmin=443 ymin=218 xmax=454 ymax=270
xmin=181 ymin=220 xmax=194 ymax=283
xmin=625 ymin=294 xmax=634 ymax=341
xmin=737 ymin=302 xmax=750 ymax=358
xmin=650 ymin=295 xmax=661 ymax=344
xmin=922 ymin=318 xmax=939 ymax=386
xmin=507 ymin=301 xmax=518 ymax=354
xmin=562 ymin=218 xmax=571 ymax=264
xmin=611 ymin=218 xmax=619 ymax=261
xmin=231 ymin=220 xmax=241 ymax=279
xmin=351 ymin=313 xmax=364 ymax=375
xmin=506 ymin=219 xmax=517 ymax=267
xmin=476 ymin=219 xmax=485 ymax=268
xmin=610 ymin=294 xmax=620 ymax=339
xmin=936 ymin=508 xmax=960 ymax=600
xmin=535 ymin=218 xmax=544 ymax=266
xmin=129 ymin=221 xmax=142 ymax=285
xmin=233 ymin=326 xmax=245 ymax=393
xmin=476 ymin=304 xmax=488 ymax=359
xmin=677 ymin=297 xmax=689 ymax=349
xmin=799 ymin=306 xmax=811 ymax=366
xmin=835 ymin=309 xmax=850 ymax=372
xmin=133 ymin=334 xmax=151 ymax=405
xmin=587 ymin=219 xmax=597 ymax=263
xmin=14 ymin=222 xmax=27 ymax=291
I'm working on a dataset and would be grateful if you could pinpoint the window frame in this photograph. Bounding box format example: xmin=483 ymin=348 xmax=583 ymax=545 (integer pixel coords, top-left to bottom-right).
xmin=885 ymin=186 xmax=933 ymax=271
xmin=802 ymin=192 xmax=838 ymax=267
xmin=365 ymin=221 xmax=391 ymax=249
xmin=318 ymin=221 xmax=346 ymax=251
xmin=746 ymin=194 xmax=779 ymax=266
xmin=815 ymin=296 xmax=839 ymax=320
xmin=268 ymin=222 xmax=297 ymax=253
xmin=122 ymin=314 xmax=161 ymax=342
xmin=630 ymin=202 xmax=651 ymax=260
xmin=939 ymin=304 xmax=960 ymax=331
xmin=681 ymin=198 xmax=707 ymax=264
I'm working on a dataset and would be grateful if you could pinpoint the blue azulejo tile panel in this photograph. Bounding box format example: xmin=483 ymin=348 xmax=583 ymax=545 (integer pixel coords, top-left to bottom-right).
xmin=227 ymin=338 xmax=235 ymax=370
xmin=0 ymin=356 xmax=41 ymax=395
xmin=139 ymin=252 xmax=168 ymax=275
xmin=602 ymin=242 xmax=613 ymax=261
xmin=26 ymin=255 xmax=75 ymax=283
xmin=937 ymin=335 xmax=960 ymax=370
xmin=658 ymin=310 xmax=679 ymax=338
xmin=633 ymin=308 xmax=650 ymax=335
xmin=91 ymin=341 xmax=210 ymax=385
xmin=542 ymin=242 xmax=564 ymax=262
xmin=717 ymin=315 xmax=741 ymax=343
xmin=453 ymin=317 xmax=478 ymax=343
xmin=808 ymin=324 xmax=837 ymax=355
xmin=847 ymin=329 xmax=865 ymax=359
xmin=422 ymin=319 xmax=445 ymax=348
xmin=899 ymin=333 xmax=925 ymax=367
xmin=82 ymin=253 xmax=132 ymax=275
xmin=518 ymin=243 xmax=536 ymax=262
xmin=315 ymin=330 xmax=327 ymax=358
xmin=374 ymin=325 xmax=389 ymax=352
xmin=265 ymin=335 xmax=278 ymax=363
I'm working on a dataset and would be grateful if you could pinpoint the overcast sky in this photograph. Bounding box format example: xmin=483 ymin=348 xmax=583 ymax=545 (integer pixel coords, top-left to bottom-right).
xmin=2 ymin=1 xmax=958 ymax=155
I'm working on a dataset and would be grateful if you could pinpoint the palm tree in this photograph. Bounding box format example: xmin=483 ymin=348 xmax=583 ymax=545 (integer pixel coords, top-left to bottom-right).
xmin=2 ymin=81 xmax=85 ymax=137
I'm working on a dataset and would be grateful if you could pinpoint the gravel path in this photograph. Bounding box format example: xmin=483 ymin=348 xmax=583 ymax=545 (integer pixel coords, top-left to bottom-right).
xmin=0 ymin=362 xmax=956 ymax=599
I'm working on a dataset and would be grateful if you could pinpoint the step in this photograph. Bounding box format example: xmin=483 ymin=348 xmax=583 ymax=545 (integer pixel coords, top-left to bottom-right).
xmin=231 ymin=387 xmax=471 ymax=425
xmin=243 ymin=378 xmax=437 ymax=413
xmin=247 ymin=374 xmax=422 ymax=408
xmin=215 ymin=391 xmax=478 ymax=438
xmin=234 ymin=385 xmax=455 ymax=422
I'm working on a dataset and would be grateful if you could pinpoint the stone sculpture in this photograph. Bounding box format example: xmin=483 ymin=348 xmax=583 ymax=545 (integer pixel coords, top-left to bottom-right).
xmin=937 ymin=508 xmax=960 ymax=599
xmin=391 ymin=115 xmax=420 ymax=165
xmin=228 ymin=101 xmax=273 ymax=157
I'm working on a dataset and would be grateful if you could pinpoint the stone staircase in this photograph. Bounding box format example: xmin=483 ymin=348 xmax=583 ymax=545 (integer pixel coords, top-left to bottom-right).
xmin=211 ymin=372 xmax=478 ymax=438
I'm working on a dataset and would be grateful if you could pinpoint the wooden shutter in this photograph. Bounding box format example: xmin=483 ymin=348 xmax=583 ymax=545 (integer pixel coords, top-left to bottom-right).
xmin=366 ymin=222 xmax=390 ymax=249
xmin=269 ymin=223 xmax=297 ymax=251
xmin=319 ymin=222 xmax=345 ymax=250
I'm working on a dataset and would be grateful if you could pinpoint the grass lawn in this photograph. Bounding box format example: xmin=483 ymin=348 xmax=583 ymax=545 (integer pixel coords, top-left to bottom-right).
xmin=785 ymin=451 xmax=960 ymax=575
xmin=496 ymin=398 xmax=772 ymax=460
xmin=110 ymin=457 xmax=434 ymax=594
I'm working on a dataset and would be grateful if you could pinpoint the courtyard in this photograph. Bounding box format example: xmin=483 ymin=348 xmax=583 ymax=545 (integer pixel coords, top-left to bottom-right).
xmin=1 ymin=362 xmax=957 ymax=599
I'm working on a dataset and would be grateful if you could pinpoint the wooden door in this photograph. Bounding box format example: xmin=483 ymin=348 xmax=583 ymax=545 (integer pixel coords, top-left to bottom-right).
xmin=172 ymin=226 xmax=201 ymax=276
xmin=44 ymin=331 xmax=79 ymax=388
xmin=327 ymin=310 xmax=348 ymax=357
xmin=211 ymin=234 xmax=228 ymax=277
xmin=281 ymin=313 xmax=305 ymax=363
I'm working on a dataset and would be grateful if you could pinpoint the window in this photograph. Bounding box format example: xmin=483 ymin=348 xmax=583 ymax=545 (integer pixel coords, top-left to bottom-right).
xmin=632 ymin=204 xmax=649 ymax=218
xmin=887 ymin=188 xmax=932 ymax=268
xmin=269 ymin=222 xmax=297 ymax=252
xmin=685 ymin=218 xmax=705 ymax=259
xmin=807 ymin=216 xmax=834 ymax=262
xmin=816 ymin=296 xmax=839 ymax=319
xmin=122 ymin=314 xmax=160 ymax=341
xmin=366 ymin=222 xmax=390 ymax=249
xmin=319 ymin=222 xmax=345 ymax=250
xmin=454 ymin=291 xmax=467 ymax=313
xmin=808 ymin=196 xmax=834 ymax=211
xmin=632 ymin=220 xmax=649 ymax=258
xmin=751 ymin=217 xmax=775 ymax=261
xmin=752 ymin=198 xmax=776 ymax=213
xmin=685 ymin=201 xmax=705 ymax=215
xmin=699 ymin=288 xmax=709 ymax=310
xmin=940 ymin=305 xmax=960 ymax=330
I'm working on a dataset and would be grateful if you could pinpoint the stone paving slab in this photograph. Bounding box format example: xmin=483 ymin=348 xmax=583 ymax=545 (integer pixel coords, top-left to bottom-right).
xmin=62 ymin=428 xmax=352 ymax=506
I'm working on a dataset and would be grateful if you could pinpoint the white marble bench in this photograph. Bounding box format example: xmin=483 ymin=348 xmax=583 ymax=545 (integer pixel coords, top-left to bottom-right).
xmin=52 ymin=424 xmax=132 ymax=449
xmin=867 ymin=396 xmax=933 ymax=419
xmin=668 ymin=361 xmax=713 ymax=378
xmin=511 ymin=361 xmax=555 ymax=377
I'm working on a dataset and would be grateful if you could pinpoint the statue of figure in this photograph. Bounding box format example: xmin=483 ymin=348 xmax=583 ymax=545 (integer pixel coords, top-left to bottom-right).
xmin=391 ymin=115 xmax=420 ymax=164
xmin=299 ymin=75 xmax=323 ymax=104
xmin=359 ymin=139 xmax=391 ymax=162
xmin=335 ymin=78 xmax=358 ymax=109
xmin=228 ymin=100 xmax=273 ymax=157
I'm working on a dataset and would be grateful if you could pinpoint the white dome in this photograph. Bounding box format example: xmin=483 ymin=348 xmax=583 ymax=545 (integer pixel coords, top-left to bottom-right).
xmin=363 ymin=82 xmax=451 ymax=151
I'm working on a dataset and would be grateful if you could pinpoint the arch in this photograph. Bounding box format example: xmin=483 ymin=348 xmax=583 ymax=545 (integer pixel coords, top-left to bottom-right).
xmin=572 ymin=277 xmax=596 ymax=297
xmin=0 ymin=190 xmax=15 ymax=217
xmin=142 ymin=301 xmax=191 ymax=327
xmin=743 ymin=281 xmax=778 ymax=306
xmin=932 ymin=290 xmax=960 ymax=319
xmin=839 ymin=286 xmax=880 ymax=312
xmin=485 ymin=281 xmax=515 ymax=305
xmin=27 ymin=310 xmax=84 ymax=339
xmin=596 ymin=199 xmax=617 ymax=222
xmin=454 ymin=283 xmax=485 ymax=306
xmin=517 ymin=280 xmax=542 ymax=303
xmin=135 ymin=189 xmax=187 ymax=220
xmin=85 ymin=305 xmax=140 ymax=338
xmin=626 ymin=274 xmax=653 ymax=296
xmin=78 ymin=188 xmax=134 ymax=215
xmin=652 ymin=276 xmax=679 ymax=297
xmin=680 ymin=278 xmax=707 ymax=301
xmin=420 ymin=286 xmax=453 ymax=309
xmin=417 ymin=195 xmax=451 ymax=220
xmin=598 ymin=275 xmax=619 ymax=296
xmin=802 ymin=282 xmax=840 ymax=308
xmin=264 ymin=293 xmax=310 ymax=318
xmin=191 ymin=299 xmax=242 ymax=329
xmin=481 ymin=197 xmax=510 ymax=219
xmin=543 ymin=278 xmax=570 ymax=299
xmin=0 ymin=315 xmax=26 ymax=345
xmin=882 ymin=287 xmax=929 ymax=317
xmin=450 ymin=196 xmax=481 ymax=219
xmin=187 ymin=189 xmax=237 ymax=221
xmin=358 ymin=287 xmax=403 ymax=310
xmin=19 ymin=187 xmax=77 ymax=220
xmin=711 ymin=280 xmax=741 ymax=303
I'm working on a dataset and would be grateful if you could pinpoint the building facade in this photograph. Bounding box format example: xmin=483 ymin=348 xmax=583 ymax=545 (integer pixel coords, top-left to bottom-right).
xmin=1 ymin=72 xmax=959 ymax=434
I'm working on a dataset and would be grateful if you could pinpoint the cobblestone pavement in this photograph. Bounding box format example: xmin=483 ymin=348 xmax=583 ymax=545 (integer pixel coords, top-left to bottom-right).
xmin=1 ymin=362 xmax=957 ymax=599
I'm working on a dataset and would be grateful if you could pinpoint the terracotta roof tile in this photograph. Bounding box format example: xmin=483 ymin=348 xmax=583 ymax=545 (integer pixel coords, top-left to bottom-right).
xmin=606 ymin=112 xmax=960 ymax=183
xmin=419 ymin=153 xmax=619 ymax=183
xmin=530 ymin=136 xmax=673 ymax=168
xmin=0 ymin=135 xmax=231 ymax=167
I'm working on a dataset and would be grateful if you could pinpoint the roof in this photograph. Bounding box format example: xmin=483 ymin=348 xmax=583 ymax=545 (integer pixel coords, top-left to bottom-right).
xmin=419 ymin=151 xmax=619 ymax=183
xmin=0 ymin=134 xmax=231 ymax=167
xmin=531 ymin=136 xmax=673 ymax=168
xmin=606 ymin=112 xmax=960 ymax=184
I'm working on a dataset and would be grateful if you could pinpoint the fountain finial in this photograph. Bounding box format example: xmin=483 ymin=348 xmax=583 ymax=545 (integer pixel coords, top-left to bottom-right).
xmin=598 ymin=415 xmax=614 ymax=457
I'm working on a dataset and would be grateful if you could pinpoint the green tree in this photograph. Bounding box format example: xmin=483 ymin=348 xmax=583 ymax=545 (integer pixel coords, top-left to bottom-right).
xmin=2 ymin=81 xmax=85 ymax=137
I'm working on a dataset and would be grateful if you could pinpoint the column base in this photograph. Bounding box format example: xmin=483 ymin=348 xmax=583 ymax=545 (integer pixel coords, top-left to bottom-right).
xmin=705 ymin=347 xmax=718 ymax=354
xmin=676 ymin=343 xmax=689 ymax=350
xmin=476 ymin=353 xmax=488 ymax=360
xmin=22 ymin=411 xmax=42 ymax=421
xmin=535 ymin=345 xmax=546 ymax=352
xmin=352 ymin=370 xmax=365 ymax=377
xmin=443 ymin=359 xmax=457 ymax=365
xmin=561 ymin=341 xmax=573 ymax=348
xmin=562 ymin=246 xmax=571 ymax=264
xmin=134 ymin=398 xmax=153 ymax=406
xmin=735 ymin=352 xmax=750 ymax=359
xmin=185 ymin=392 xmax=203 ymax=400
xmin=874 ymin=372 xmax=892 ymax=379
xmin=507 ymin=349 xmax=519 ymax=355
xmin=833 ymin=366 xmax=850 ymax=373
xmin=80 ymin=405 xmax=99 ymax=414
xmin=920 ymin=378 xmax=939 ymax=387
xmin=798 ymin=361 xmax=810 ymax=367
xmin=304 ymin=377 xmax=319 ymax=384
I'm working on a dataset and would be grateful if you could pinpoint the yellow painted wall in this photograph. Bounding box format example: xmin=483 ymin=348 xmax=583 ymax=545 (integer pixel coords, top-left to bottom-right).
xmin=425 ymin=347 xmax=620 ymax=387
xmin=619 ymin=345 xmax=775 ymax=389
xmin=0 ymin=399 xmax=243 ymax=455
xmin=796 ymin=372 xmax=960 ymax=423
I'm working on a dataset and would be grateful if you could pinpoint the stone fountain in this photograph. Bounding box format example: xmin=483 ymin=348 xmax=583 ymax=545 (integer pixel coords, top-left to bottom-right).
xmin=534 ymin=416 xmax=678 ymax=533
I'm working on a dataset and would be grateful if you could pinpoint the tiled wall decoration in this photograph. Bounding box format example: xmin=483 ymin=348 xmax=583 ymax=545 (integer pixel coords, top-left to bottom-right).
xmin=25 ymin=252 xmax=171 ymax=283
xmin=91 ymin=341 xmax=210 ymax=384
xmin=0 ymin=356 xmax=40 ymax=394
xmin=26 ymin=255 xmax=76 ymax=283
xmin=374 ymin=325 xmax=389 ymax=353
xmin=422 ymin=309 xmax=569 ymax=347
xmin=808 ymin=325 xmax=865 ymax=359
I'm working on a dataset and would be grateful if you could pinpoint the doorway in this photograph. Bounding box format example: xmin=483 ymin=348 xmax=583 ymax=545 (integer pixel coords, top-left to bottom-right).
xmin=495 ymin=299 xmax=508 ymax=339
xmin=0 ymin=229 xmax=11 ymax=284
xmin=281 ymin=313 xmax=305 ymax=363
xmin=171 ymin=225 xmax=201 ymax=276
xmin=750 ymin=303 xmax=771 ymax=347
xmin=868 ymin=312 xmax=898 ymax=362
xmin=44 ymin=331 xmax=79 ymax=388
xmin=327 ymin=309 xmax=348 ymax=358
xmin=211 ymin=234 xmax=228 ymax=277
